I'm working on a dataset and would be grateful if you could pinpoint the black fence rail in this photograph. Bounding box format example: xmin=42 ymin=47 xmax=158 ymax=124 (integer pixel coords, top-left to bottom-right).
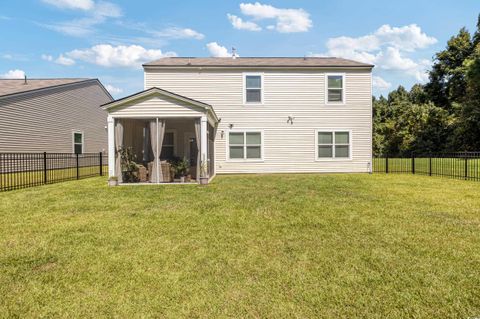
xmin=0 ymin=152 xmax=106 ymax=192
xmin=373 ymin=152 xmax=480 ymax=181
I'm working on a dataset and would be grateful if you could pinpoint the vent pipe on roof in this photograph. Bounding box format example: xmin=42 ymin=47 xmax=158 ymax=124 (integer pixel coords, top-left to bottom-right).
xmin=232 ymin=47 xmax=237 ymax=59
xmin=24 ymin=75 xmax=27 ymax=85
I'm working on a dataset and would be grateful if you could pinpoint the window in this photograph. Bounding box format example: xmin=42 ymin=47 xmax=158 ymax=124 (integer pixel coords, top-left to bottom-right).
xmin=316 ymin=131 xmax=350 ymax=159
xmin=228 ymin=131 xmax=262 ymax=160
xmin=326 ymin=74 xmax=345 ymax=103
xmin=161 ymin=132 xmax=175 ymax=160
xmin=73 ymin=132 xmax=83 ymax=154
xmin=245 ymin=74 xmax=262 ymax=103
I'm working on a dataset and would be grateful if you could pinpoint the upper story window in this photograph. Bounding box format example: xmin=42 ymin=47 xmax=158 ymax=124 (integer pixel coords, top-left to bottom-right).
xmin=228 ymin=131 xmax=263 ymax=160
xmin=73 ymin=132 xmax=83 ymax=154
xmin=244 ymin=74 xmax=262 ymax=104
xmin=326 ymin=74 xmax=345 ymax=104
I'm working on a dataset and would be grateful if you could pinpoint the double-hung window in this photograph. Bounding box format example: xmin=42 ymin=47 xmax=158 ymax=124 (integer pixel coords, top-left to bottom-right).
xmin=245 ymin=74 xmax=262 ymax=104
xmin=161 ymin=131 xmax=175 ymax=160
xmin=317 ymin=131 xmax=350 ymax=159
xmin=73 ymin=132 xmax=83 ymax=154
xmin=326 ymin=74 xmax=345 ymax=104
xmin=229 ymin=131 xmax=262 ymax=160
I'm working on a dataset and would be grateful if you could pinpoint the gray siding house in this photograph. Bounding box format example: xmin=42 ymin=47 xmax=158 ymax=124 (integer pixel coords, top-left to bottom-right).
xmin=103 ymin=57 xmax=373 ymax=184
xmin=0 ymin=78 xmax=113 ymax=153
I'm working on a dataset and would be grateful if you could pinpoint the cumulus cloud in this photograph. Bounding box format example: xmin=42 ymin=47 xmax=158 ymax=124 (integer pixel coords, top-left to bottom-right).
xmin=64 ymin=44 xmax=176 ymax=68
xmin=1 ymin=69 xmax=25 ymax=79
xmin=227 ymin=14 xmax=261 ymax=31
xmin=41 ymin=54 xmax=53 ymax=61
xmin=312 ymin=24 xmax=436 ymax=83
xmin=42 ymin=0 xmax=94 ymax=11
xmin=55 ymin=54 xmax=76 ymax=66
xmin=40 ymin=0 xmax=122 ymax=37
xmin=206 ymin=42 xmax=238 ymax=58
xmin=372 ymin=76 xmax=392 ymax=90
xmin=238 ymin=2 xmax=312 ymax=33
xmin=105 ymin=84 xmax=123 ymax=95
xmin=152 ymin=27 xmax=205 ymax=40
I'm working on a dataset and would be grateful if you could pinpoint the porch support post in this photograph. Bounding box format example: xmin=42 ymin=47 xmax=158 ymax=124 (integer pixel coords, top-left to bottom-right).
xmin=107 ymin=116 xmax=115 ymax=177
xmin=200 ymin=115 xmax=208 ymax=179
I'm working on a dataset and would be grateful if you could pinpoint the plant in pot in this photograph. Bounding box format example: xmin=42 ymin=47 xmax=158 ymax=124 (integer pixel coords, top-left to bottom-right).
xmin=174 ymin=157 xmax=190 ymax=183
xmin=108 ymin=176 xmax=118 ymax=186
xmin=118 ymin=146 xmax=139 ymax=183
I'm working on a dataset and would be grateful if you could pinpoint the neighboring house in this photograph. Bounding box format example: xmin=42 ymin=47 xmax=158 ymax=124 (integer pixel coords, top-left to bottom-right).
xmin=0 ymin=78 xmax=112 ymax=153
xmin=102 ymin=57 xmax=373 ymax=184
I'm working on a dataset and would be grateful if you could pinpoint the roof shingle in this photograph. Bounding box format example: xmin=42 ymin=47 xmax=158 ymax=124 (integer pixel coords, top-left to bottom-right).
xmin=0 ymin=78 xmax=90 ymax=97
xmin=143 ymin=57 xmax=373 ymax=68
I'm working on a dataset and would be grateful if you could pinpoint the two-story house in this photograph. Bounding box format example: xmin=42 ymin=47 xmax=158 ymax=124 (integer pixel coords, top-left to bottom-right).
xmin=102 ymin=57 xmax=373 ymax=184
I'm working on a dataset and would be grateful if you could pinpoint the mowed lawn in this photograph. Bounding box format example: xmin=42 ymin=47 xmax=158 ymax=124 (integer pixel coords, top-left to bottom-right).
xmin=0 ymin=174 xmax=479 ymax=318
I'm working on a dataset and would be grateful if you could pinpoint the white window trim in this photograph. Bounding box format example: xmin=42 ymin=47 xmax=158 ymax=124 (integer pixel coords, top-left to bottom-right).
xmin=243 ymin=73 xmax=264 ymax=105
xmin=226 ymin=129 xmax=264 ymax=162
xmin=325 ymin=73 xmax=346 ymax=105
xmin=314 ymin=129 xmax=352 ymax=161
xmin=162 ymin=129 xmax=177 ymax=158
xmin=72 ymin=131 xmax=84 ymax=154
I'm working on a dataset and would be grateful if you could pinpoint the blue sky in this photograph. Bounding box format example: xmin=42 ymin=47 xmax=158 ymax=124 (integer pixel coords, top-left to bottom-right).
xmin=0 ymin=0 xmax=479 ymax=97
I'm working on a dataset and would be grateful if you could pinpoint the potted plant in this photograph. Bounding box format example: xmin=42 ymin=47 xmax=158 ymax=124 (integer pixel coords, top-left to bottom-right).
xmin=108 ymin=176 xmax=118 ymax=187
xmin=118 ymin=146 xmax=139 ymax=183
xmin=199 ymin=159 xmax=209 ymax=185
xmin=176 ymin=157 xmax=190 ymax=182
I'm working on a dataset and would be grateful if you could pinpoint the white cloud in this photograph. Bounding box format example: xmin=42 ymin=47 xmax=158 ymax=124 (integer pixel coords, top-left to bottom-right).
xmin=238 ymin=2 xmax=312 ymax=33
xmin=372 ymin=76 xmax=392 ymax=90
xmin=55 ymin=54 xmax=76 ymax=66
xmin=227 ymin=14 xmax=261 ymax=31
xmin=41 ymin=1 xmax=122 ymax=37
xmin=1 ymin=69 xmax=25 ymax=79
xmin=41 ymin=54 xmax=53 ymax=61
xmin=105 ymin=84 xmax=123 ymax=95
xmin=65 ymin=44 xmax=176 ymax=68
xmin=313 ymin=24 xmax=436 ymax=83
xmin=206 ymin=42 xmax=238 ymax=58
xmin=152 ymin=27 xmax=205 ymax=40
xmin=42 ymin=0 xmax=94 ymax=11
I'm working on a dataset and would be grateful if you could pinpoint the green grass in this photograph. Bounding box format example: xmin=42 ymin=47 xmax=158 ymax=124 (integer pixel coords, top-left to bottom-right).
xmin=0 ymin=174 xmax=479 ymax=318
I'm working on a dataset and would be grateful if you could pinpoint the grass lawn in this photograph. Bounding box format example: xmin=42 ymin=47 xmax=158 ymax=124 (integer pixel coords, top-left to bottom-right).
xmin=0 ymin=174 xmax=479 ymax=318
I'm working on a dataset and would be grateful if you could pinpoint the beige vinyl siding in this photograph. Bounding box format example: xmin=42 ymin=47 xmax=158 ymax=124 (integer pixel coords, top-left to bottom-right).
xmin=0 ymin=81 xmax=111 ymax=153
xmin=108 ymin=95 xmax=204 ymax=118
xmin=145 ymin=68 xmax=372 ymax=174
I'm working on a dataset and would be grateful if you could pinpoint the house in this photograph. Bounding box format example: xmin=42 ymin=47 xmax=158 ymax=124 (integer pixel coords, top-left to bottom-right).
xmin=102 ymin=57 xmax=373 ymax=184
xmin=0 ymin=78 xmax=112 ymax=153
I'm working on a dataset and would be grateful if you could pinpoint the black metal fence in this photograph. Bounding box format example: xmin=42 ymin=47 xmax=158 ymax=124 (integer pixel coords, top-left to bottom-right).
xmin=373 ymin=152 xmax=480 ymax=181
xmin=0 ymin=152 xmax=106 ymax=192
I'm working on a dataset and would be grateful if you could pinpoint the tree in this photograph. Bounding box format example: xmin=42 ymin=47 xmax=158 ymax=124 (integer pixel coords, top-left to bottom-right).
xmin=425 ymin=28 xmax=473 ymax=110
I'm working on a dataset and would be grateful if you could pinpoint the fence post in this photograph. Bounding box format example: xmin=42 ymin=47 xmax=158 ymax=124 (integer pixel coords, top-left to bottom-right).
xmin=465 ymin=152 xmax=468 ymax=180
xmin=76 ymin=153 xmax=79 ymax=180
xmin=43 ymin=152 xmax=47 ymax=184
xmin=412 ymin=152 xmax=415 ymax=175
xmin=429 ymin=155 xmax=432 ymax=176
xmin=385 ymin=156 xmax=389 ymax=174
xmin=99 ymin=152 xmax=103 ymax=176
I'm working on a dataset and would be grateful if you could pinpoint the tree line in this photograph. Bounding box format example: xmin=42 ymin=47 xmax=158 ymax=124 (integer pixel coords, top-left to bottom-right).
xmin=373 ymin=15 xmax=480 ymax=156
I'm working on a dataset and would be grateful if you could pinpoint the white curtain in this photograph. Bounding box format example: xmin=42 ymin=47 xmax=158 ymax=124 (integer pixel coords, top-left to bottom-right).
xmin=157 ymin=119 xmax=166 ymax=182
xmin=149 ymin=120 xmax=158 ymax=183
xmin=194 ymin=119 xmax=201 ymax=180
xmin=115 ymin=119 xmax=124 ymax=183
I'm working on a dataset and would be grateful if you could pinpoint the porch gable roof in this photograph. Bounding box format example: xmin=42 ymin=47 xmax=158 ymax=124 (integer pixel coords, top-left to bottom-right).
xmin=101 ymin=87 xmax=219 ymax=122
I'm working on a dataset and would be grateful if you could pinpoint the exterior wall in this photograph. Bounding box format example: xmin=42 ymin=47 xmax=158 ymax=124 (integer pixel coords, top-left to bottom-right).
xmin=144 ymin=68 xmax=372 ymax=174
xmin=0 ymin=81 xmax=111 ymax=153
xmin=108 ymin=95 xmax=205 ymax=118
